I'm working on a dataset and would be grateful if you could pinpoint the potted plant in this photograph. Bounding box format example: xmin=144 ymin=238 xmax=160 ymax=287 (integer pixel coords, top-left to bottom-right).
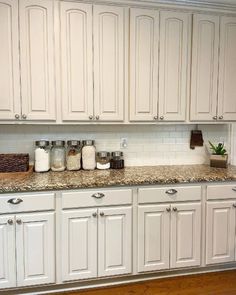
xmin=208 ymin=141 xmax=228 ymax=168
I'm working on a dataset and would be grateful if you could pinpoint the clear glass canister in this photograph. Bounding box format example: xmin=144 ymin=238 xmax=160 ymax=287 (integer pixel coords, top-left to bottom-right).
xmin=96 ymin=151 xmax=110 ymax=170
xmin=51 ymin=140 xmax=66 ymax=172
xmin=82 ymin=140 xmax=96 ymax=170
xmin=66 ymin=140 xmax=81 ymax=171
xmin=110 ymin=151 xmax=124 ymax=169
xmin=34 ymin=140 xmax=50 ymax=172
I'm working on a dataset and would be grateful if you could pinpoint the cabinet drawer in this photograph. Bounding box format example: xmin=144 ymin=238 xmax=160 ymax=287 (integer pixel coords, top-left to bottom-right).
xmin=62 ymin=189 xmax=132 ymax=209
xmin=207 ymin=184 xmax=236 ymax=200
xmin=138 ymin=186 xmax=201 ymax=204
xmin=0 ymin=193 xmax=55 ymax=214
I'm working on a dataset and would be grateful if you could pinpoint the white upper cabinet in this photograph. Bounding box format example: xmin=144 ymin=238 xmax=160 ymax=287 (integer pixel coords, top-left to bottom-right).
xmin=129 ymin=8 xmax=159 ymax=122
xmin=159 ymin=11 xmax=190 ymax=122
xmin=19 ymin=0 xmax=56 ymax=121
xmin=0 ymin=0 xmax=21 ymax=121
xmin=218 ymin=16 xmax=236 ymax=121
xmin=93 ymin=5 xmax=125 ymax=122
xmin=190 ymin=14 xmax=219 ymax=121
xmin=60 ymin=2 xmax=93 ymax=121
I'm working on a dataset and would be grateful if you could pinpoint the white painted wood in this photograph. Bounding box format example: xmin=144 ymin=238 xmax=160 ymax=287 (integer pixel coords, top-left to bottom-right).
xmin=170 ymin=203 xmax=201 ymax=268
xmin=159 ymin=11 xmax=190 ymax=121
xmin=0 ymin=0 xmax=21 ymax=121
xmin=0 ymin=193 xmax=55 ymax=214
xmin=16 ymin=212 xmax=55 ymax=286
xmin=19 ymin=0 xmax=56 ymax=121
xmin=190 ymin=14 xmax=219 ymax=121
xmin=138 ymin=204 xmax=170 ymax=272
xmin=129 ymin=8 xmax=159 ymax=122
xmin=218 ymin=16 xmax=236 ymax=121
xmin=93 ymin=5 xmax=125 ymax=121
xmin=98 ymin=206 xmax=132 ymax=276
xmin=61 ymin=209 xmax=97 ymax=281
xmin=138 ymin=186 xmax=201 ymax=204
xmin=60 ymin=2 xmax=93 ymax=121
xmin=207 ymin=184 xmax=236 ymax=200
xmin=206 ymin=201 xmax=235 ymax=265
xmin=0 ymin=215 xmax=16 ymax=289
xmin=61 ymin=189 xmax=132 ymax=209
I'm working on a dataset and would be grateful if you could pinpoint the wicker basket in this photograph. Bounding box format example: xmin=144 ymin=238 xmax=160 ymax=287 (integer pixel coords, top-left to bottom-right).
xmin=0 ymin=154 xmax=29 ymax=172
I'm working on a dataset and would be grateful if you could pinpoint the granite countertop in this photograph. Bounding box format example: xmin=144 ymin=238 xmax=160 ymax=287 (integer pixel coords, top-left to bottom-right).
xmin=1 ymin=164 xmax=236 ymax=193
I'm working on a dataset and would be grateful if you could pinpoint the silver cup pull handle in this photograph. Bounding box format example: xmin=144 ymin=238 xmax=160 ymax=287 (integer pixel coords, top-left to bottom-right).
xmin=165 ymin=189 xmax=178 ymax=195
xmin=232 ymin=188 xmax=236 ymax=192
xmin=91 ymin=193 xmax=105 ymax=199
xmin=8 ymin=198 xmax=23 ymax=205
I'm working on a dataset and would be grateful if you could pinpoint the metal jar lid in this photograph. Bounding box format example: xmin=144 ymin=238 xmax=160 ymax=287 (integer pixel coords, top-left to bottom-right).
xmin=111 ymin=151 xmax=123 ymax=157
xmin=82 ymin=140 xmax=95 ymax=146
xmin=67 ymin=140 xmax=81 ymax=147
xmin=35 ymin=140 xmax=50 ymax=147
xmin=51 ymin=140 xmax=65 ymax=147
xmin=97 ymin=151 xmax=110 ymax=158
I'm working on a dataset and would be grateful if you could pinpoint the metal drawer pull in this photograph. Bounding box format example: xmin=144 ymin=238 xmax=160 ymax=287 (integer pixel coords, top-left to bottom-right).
xmin=233 ymin=204 xmax=236 ymax=208
xmin=92 ymin=212 xmax=97 ymax=217
xmin=8 ymin=219 xmax=14 ymax=225
xmin=91 ymin=193 xmax=105 ymax=199
xmin=165 ymin=189 xmax=177 ymax=195
xmin=7 ymin=198 xmax=23 ymax=205
xmin=100 ymin=212 xmax=105 ymax=217
xmin=166 ymin=207 xmax=171 ymax=212
xmin=173 ymin=207 xmax=178 ymax=212
xmin=16 ymin=219 xmax=22 ymax=225
xmin=232 ymin=188 xmax=236 ymax=192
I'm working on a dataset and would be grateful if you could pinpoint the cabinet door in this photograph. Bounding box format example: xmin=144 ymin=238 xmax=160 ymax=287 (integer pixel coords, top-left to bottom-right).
xmin=129 ymin=8 xmax=159 ymax=122
xmin=190 ymin=14 xmax=219 ymax=121
xmin=206 ymin=201 xmax=235 ymax=265
xmin=61 ymin=209 xmax=97 ymax=281
xmin=98 ymin=206 xmax=132 ymax=277
xmin=93 ymin=5 xmax=125 ymax=121
xmin=138 ymin=205 xmax=170 ymax=272
xmin=0 ymin=215 xmax=16 ymax=289
xmin=60 ymin=2 xmax=93 ymax=121
xmin=218 ymin=16 xmax=236 ymax=121
xmin=19 ymin=0 xmax=56 ymax=121
xmin=0 ymin=0 xmax=21 ymax=121
xmin=16 ymin=212 xmax=55 ymax=287
xmin=159 ymin=11 xmax=190 ymax=121
xmin=170 ymin=203 xmax=201 ymax=268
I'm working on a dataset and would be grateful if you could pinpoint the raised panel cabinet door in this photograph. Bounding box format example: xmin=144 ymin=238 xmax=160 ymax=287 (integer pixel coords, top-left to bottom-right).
xmin=138 ymin=205 xmax=170 ymax=272
xmin=61 ymin=209 xmax=97 ymax=281
xmin=0 ymin=0 xmax=21 ymax=121
xmin=129 ymin=8 xmax=159 ymax=122
xmin=159 ymin=11 xmax=190 ymax=121
xmin=206 ymin=201 xmax=235 ymax=265
xmin=98 ymin=206 xmax=132 ymax=277
xmin=190 ymin=14 xmax=219 ymax=121
xmin=19 ymin=0 xmax=56 ymax=121
xmin=15 ymin=212 xmax=55 ymax=287
xmin=60 ymin=2 xmax=93 ymax=121
xmin=0 ymin=215 xmax=16 ymax=289
xmin=93 ymin=5 xmax=125 ymax=121
xmin=218 ymin=16 xmax=236 ymax=121
xmin=170 ymin=203 xmax=201 ymax=269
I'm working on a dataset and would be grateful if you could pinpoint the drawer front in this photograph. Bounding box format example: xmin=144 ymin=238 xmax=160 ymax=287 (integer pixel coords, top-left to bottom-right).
xmin=62 ymin=189 xmax=132 ymax=209
xmin=207 ymin=184 xmax=236 ymax=200
xmin=138 ymin=186 xmax=201 ymax=204
xmin=0 ymin=193 xmax=55 ymax=214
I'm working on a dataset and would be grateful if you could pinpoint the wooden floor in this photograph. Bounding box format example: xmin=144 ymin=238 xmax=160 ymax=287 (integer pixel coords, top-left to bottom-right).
xmin=55 ymin=270 xmax=236 ymax=295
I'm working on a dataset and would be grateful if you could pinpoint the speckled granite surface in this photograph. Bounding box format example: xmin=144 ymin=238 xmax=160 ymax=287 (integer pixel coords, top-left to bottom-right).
xmin=1 ymin=164 xmax=236 ymax=193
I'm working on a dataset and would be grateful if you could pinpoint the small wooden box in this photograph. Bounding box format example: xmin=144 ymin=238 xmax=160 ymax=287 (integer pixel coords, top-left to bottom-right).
xmin=0 ymin=153 xmax=29 ymax=172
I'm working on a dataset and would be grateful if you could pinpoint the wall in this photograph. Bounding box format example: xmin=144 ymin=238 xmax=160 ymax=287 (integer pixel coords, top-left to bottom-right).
xmin=0 ymin=124 xmax=230 ymax=166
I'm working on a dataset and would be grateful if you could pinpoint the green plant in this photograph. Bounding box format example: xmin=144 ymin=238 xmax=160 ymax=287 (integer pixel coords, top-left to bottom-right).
xmin=208 ymin=141 xmax=227 ymax=155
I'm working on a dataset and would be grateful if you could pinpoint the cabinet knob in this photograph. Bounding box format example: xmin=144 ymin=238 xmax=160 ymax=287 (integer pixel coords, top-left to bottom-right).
xmin=92 ymin=212 xmax=97 ymax=218
xmin=172 ymin=207 xmax=178 ymax=212
xmin=8 ymin=219 xmax=14 ymax=225
xmin=160 ymin=116 xmax=164 ymax=120
xmin=233 ymin=204 xmax=236 ymax=208
xmin=165 ymin=189 xmax=177 ymax=195
xmin=218 ymin=116 xmax=223 ymax=120
xmin=166 ymin=207 xmax=171 ymax=212
xmin=91 ymin=193 xmax=105 ymax=199
xmin=100 ymin=212 xmax=105 ymax=217
xmin=22 ymin=114 xmax=27 ymax=119
xmin=96 ymin=115 xmax=99 ymax=120
xmin=15 ymin=114 xmax=20 ymax=119
xmin=153 ymin=116 xmax=158 ymax=120
xmin=213 ymin=116 xmax=217 ymax=120
xmin=7 ymin=198 xmax=23 ymax=205
xmin=89 ymin=115 xmax=93 ymax=120
xmin=16 ymin=219 xmax=22 ymax=225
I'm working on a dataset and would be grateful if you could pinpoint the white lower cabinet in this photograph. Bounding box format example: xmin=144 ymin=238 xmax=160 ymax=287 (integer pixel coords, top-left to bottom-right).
xmin=138 ymin=202 xmax=201 ymax=272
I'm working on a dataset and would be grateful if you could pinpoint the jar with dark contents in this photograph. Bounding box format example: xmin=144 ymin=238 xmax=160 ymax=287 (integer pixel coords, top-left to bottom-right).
xmin=110 ymin=151 xmax=124 ymax=169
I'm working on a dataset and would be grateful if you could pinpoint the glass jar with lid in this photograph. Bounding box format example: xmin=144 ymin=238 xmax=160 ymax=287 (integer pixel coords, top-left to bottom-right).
xmin=34 ymin=140 xmax=50 ymax=172
xmin=51 ymin=140 xmax=66 ymax=172
xmin=96 ymin=151 xmax=110 ymax=170
xmin=110 ymin=151 xmax=124 ymax=169
xmin=66 ymin=140 xmax=81 ymax=171
xmin=82 ymin=140 xmax=96 ymax=170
